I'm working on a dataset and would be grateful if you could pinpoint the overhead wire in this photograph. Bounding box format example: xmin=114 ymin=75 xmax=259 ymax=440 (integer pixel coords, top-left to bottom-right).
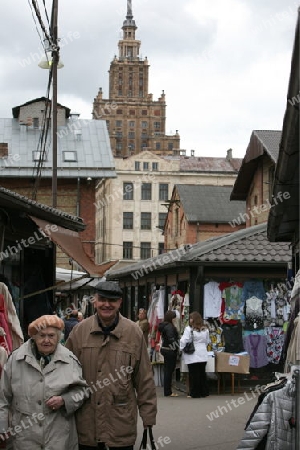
xmin=31 ymin=67 xmax=53 ymax=200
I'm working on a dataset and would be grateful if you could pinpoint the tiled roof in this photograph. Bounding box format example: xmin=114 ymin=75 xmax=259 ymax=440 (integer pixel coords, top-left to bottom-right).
xmin=179 ymin=156 xmax=242 ymax=173
xmin=181 ymin=223 xmax=291 ymax=263
xmin=0 ymin=186 xmax=85 ymax=231
xmin=253 ymin=130 xmax=281 ymax=163
xmin=0 ymin=118 xmax=116 ymax=179
xmin=107 ymin=223 xmax=291 ymax=279
xmin=231 ymin=130 xmax=281 ymax=201
xmin=176 ymin=185 xmax=246 ymax=223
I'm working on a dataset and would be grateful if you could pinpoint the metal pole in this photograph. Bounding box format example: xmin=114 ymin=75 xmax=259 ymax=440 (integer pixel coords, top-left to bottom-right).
xmin=51 ymin=0 xmax=58 ymax=208
xmin=295 ymin=369 xmax=300 ymax=450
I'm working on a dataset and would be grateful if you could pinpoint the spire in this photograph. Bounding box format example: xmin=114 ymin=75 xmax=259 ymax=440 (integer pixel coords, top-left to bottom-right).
xmin=127 ymin=0 xmax=133 ymax=19
xmin=123 ymin=0 xmax=136 ymax=27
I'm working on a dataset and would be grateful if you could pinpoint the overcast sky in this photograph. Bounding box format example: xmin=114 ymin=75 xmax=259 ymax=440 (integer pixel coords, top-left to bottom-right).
xmin=0 ymin=0 xmax=298 ymax=158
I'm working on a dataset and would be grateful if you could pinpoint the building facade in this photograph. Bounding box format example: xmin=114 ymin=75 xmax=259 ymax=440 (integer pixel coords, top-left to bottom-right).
xmin=0 ymin=98 xmax=116 ymax=268
xmin=95 ymin=150 xmax=242 ymax=269
xmin=92 ymin=0 xmax=180 ymax=157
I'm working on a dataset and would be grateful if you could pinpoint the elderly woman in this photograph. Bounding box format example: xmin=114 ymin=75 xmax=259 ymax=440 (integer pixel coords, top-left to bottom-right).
xmin=0 ymin=315 xmax=90 ymax=450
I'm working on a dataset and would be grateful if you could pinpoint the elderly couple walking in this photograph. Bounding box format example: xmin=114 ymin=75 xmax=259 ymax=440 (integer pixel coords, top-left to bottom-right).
xmin=0 ymin=281 xmax=157 ymax=450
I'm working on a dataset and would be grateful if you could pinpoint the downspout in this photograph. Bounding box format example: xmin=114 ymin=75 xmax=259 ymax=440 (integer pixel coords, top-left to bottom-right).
xmin=76 ymin=177 xmax=80 ymax=216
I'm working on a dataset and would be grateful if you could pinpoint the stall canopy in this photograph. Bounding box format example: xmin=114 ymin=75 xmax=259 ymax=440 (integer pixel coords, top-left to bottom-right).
xmin=30 ymin=216 xmax=117 ymax=277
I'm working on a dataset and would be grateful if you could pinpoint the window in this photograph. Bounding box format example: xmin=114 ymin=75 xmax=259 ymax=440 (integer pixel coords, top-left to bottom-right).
xmin=116 ymin=141 xmax=122 ymax=151
xmin=128 ymin=131 xmax=135 ymax=138
xmin=154 ymin=122 xmax=161 ymax=129
xmin=129 ymin=121 xmax=135 ymax=127
xmin=63 ymin=151 xmax=77 ymax=162
xmin=154 ymin=110 xmax=161 ymax=116
xmin=158 ymin=242 xmax=165 ymax=254
xmin=118 ymin=90 xmax=123 ymax=96
xmin=141 ymin=121 xmax=148 ymax=128
xmin=33 ymin=118 xmax=39 ymax=128
xmin=141 ymin=212 xmax=151 ymax=230
xmin=141 ymin=142 xmax=147 ymax=150
xmin=152 ymin=162 xmax=158 ymax=171
xmin=123 ymin=212 xmax=133 ymax=229
xmin=106 ymin=120 xmax=110 ymax=129
xmin=143 ymin=162 xmax=149 ymax=171
xmin=116 ymin=109 xmax=123 ymax=114
xmin=168 ymin=142 xmax=174 ymax=150
xmin=116 ymin=131 xmax=122 ymax=137
xmin=116 ymin=120 xmax=122 ymax=127
xmin=142 ymin=110 xmax=147 ymax=116
xmin=128 ymin=90 xmax=133 ymax=97
xmin=123 ymin=182 xmax=133 ymax=200
xmin=155 ymin=142 xmax=161 ymax=150
xmin=141 ymin=183 xmax=151 ymax=200
xmin=129 ymin=110 xmax=135 ymax=115
xmin=140 ymin=242 xmax=151 ymax=259
xmin=158 ymin=212 xmax=167 ymax=229
xmin=123 ymin=242 xmax=133 ymax=259
xmin=159 ymin=184 xmax=168 ymax=201
xmin=135 ymin=161 xmax=140 ymax=171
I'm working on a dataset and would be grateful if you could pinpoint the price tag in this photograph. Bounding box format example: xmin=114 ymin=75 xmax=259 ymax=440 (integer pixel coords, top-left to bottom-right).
xmin=228 ymin=355 xmax=240 ymax=366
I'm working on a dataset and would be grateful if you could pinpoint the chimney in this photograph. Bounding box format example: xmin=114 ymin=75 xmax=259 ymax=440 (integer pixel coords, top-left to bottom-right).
xmin=226 ymin=148 xmax=233 ymax=160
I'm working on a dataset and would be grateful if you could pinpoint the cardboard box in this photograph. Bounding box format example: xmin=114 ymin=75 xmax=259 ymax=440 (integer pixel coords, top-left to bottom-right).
xmin=215 ymin=352 xmax=250 ymax=374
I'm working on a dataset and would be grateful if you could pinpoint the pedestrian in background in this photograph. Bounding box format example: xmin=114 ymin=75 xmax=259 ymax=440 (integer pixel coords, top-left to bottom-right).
xmin=66 ymin=281 xmax=157 ymax=450
xmin=136 ymin=308 xmax=150 ymax=344
xmin=158 ymin=310 xmax=179 ymax=397
xmin=180 ymin=311 xmax=210 ymax=398
xmin=64 ymin=310 xmax=79 ymax=341
xmin=0 ymin=315 xmax=89 ymax=449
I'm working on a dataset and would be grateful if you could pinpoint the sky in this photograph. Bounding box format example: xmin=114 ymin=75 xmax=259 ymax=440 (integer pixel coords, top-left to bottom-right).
xmin=0 ymin=0 xmax=299 ymax=158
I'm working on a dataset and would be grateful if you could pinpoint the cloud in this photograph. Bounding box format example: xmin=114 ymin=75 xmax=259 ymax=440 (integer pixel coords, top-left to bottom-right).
xmin=0 ymin=0 xmax=298 ymax=157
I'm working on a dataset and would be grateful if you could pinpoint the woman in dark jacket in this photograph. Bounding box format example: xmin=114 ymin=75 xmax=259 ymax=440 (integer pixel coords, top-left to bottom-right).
xmin=158 ymin=310 xmax=179 ymax=397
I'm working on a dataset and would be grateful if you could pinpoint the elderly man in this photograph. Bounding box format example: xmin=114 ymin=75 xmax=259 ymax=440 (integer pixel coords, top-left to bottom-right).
xmin=0 ymin=315 xmax=89 ymax=450
xmin=66 ymin=281 xmax=157 ymax=450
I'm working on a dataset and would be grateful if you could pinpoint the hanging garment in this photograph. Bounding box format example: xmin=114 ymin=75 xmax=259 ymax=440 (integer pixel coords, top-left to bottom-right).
xmin=265 ymin=327 xmax=285 ymax=364
xmin=237 ymin=381 xmax=296 ymax=450
xmin=221 ymin=322 xmax=244 ymax=353
xmin=222 ymin=284 xmax=244 ymax=321
xmin=245 ymin=296 xmax=264 ymax=331
xmin=243 ymin=334 xmax=268 ymax=368
xmin=285 ymin=313 xmax=300 ymax=371
xmin=203 ymin=281 xmax=222 ymax=319
xmin=242 ymin=280 xmax=266 ymax=303
xmin=0 ymin=283 xmax=23 ymax=350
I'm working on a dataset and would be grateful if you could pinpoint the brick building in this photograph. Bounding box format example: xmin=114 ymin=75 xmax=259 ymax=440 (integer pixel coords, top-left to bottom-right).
xmin=230 ymin=130 xmax=282 ymax=226
xmin=0 ymin=97 xmax=116 ymax=268
xmin=164 ymin=184 xmax=246 ymax=251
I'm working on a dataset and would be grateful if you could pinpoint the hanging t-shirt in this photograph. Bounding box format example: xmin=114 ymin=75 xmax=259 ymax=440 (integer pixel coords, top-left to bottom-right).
xmin=222 ymin=284 xmax=244 ymax=321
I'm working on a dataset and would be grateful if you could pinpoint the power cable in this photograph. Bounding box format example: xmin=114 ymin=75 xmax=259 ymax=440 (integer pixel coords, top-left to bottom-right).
xmin=29 ymin=0 xmax=52 ymax=46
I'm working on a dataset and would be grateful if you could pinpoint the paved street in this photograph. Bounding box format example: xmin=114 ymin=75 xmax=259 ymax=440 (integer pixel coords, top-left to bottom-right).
xmin=135 ymin=386 xmax=257 ymax=450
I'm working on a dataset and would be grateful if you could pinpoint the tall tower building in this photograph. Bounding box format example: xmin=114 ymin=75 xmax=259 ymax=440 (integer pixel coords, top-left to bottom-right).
xmin=92 ymin=0 xmax=180 ymax=157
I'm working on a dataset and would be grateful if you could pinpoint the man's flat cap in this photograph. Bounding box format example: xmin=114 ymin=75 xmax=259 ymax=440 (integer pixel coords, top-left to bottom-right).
xmin=94 ymin=281 xmax=123 ymax=299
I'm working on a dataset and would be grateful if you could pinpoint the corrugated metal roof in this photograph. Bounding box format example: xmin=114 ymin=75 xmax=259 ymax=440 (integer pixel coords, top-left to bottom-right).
xmin=0 ymin=118 xmax=116 ymax=179
xmin=176 ymin=185 xmax=246 ymax=223
xmin=107 ymin=223 xmax=291 ymax=279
